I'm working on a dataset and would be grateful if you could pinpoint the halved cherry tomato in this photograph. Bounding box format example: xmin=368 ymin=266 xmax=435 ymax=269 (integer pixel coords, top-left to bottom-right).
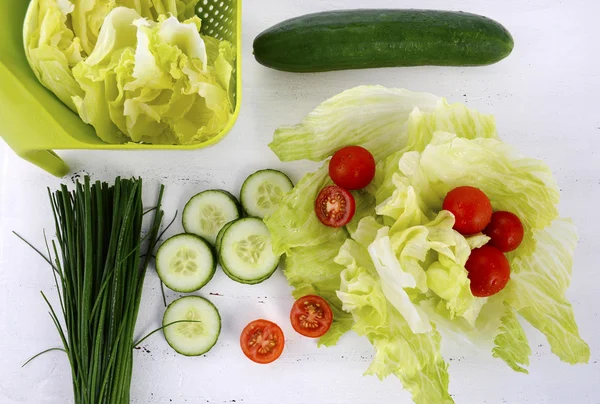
xmin=315 ymin=185 xmax=356 ymax=227
xmin=483 ymin=211 xmax=524 ymax=252
xmin=465 ymin=245 xmax=510 ymax=297
xmin=290 ymin=295 xmax=333 ymax=338
xmin=329 ymin=146 xmax=376 ymax=190
xmin=240 ymin=319 xmax=284 ymax=364
xmin=442 ymin=186 xmax=493 ymax=235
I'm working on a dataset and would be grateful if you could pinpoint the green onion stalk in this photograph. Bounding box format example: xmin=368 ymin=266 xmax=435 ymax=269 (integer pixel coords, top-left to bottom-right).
xmin=22 ymin=177 xmax=165 ymax=404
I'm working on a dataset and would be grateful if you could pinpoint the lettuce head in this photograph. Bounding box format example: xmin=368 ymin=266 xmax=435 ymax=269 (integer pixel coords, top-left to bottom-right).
xmin=24 ymin=0 xmax=235 ymax=144
xmin=265 ymin=86 xmax=589 ymax=404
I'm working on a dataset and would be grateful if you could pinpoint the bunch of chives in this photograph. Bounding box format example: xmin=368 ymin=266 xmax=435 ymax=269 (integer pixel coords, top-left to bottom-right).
xmin=37 ymin=176 xmax=164 ymax=404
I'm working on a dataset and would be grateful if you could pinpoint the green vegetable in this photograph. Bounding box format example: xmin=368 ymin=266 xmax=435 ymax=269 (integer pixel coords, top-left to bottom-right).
xmin=269 ymin=85 xmax=496 ymax=163
xmin=266 ymin=164 xmax=344 ymax=255
xmin=156 ymin=233 xmax=217 ymax=293
xmin=240 ymin=169 xmax=294 ymax=219
xmin=218 ymin=218 xmax=280 ymax=284
xmin=492 ymin=304 xmax=531 ymax=373
xmin=21 ymin=177 xmax=165 ymax=404
xmin=182 ymin=189 xmax=242 ymax=245
xmin=23 ymin=0 xmax=86 ymax=111
xmin=265 ymin=86 xmax=589 ymax=404
xmin=253 ymin=9 xmax=514 ymax=73
xmin=162 ymin=296 xmax=221 ymax=356
xmin=23 ymin=0 xmax=198 ymax=111
xmin=507 ymin=219 xmax=589 ymax=364
xmin=284 ymin=228 xmax=353 ymax=347
xmin=335 ymin=235 xmax=452 ymax=404
xmin=24 ymin=0 xmax=235 ymax=144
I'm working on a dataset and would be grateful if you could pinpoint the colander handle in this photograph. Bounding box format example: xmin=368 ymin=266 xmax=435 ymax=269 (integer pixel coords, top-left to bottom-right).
xmin=19 ymin=149 xmax=69 ymax=177
xmin=0 ymin=62 xmax=76 ymax=177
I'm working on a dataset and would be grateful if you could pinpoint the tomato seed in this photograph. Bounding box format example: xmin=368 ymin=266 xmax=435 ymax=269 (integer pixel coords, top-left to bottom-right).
xmin=299 ymin=303 xmax=324 ymax=329
xmin=320 ymin=193 xmax=346 ymax=220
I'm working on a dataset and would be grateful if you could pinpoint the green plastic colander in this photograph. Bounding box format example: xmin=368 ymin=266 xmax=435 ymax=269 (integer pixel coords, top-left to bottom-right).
xmin=0 ymin=0 xmax=242 ymax=177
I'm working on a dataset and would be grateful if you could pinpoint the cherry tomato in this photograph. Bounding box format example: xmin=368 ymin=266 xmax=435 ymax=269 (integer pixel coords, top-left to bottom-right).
xmin=240 ymin=319 xmax=284 ymax=364
xmin=315 ymin=185 xmax=356 ymax=227
xmin=465 ymin=245 xmax=510 ymax=297
xmin=442 ymin=186 xmax=493 ymax=235
xmin=329 ymin=146 xmax=376 ymax=190
xmin=290 ymin=295 xmax=333 ymax=338
xmin=483 ymin=211 xmax=524 ymax=252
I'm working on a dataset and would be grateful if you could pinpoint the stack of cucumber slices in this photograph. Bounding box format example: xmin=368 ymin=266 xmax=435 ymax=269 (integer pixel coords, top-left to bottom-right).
xmin=157 ymin=169 xmax=293 ymax=356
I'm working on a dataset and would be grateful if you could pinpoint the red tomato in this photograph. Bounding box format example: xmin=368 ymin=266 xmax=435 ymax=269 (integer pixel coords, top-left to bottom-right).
xmin=442 ymin=186 xmax=493 ymax=235
xmin=290 ymin=295 xmax=333 ymax=338
xmin=240 ymin=319 xmax=284 ymax=364
xmin=465 ymin=245 xmax=510 ymax=297
xmin=315 ymin=185 xmax=356 ymax=227
xmin=329 ymin=146 xmax=376 ymax=190
xmin=483 ymin=211 xmax=524 ymax=252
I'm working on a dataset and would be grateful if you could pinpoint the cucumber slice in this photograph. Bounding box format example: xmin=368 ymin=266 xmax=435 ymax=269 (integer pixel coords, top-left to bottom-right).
xmin=182 ymin=190 xmax=242 ymax=245
xmin=163 ymin=296 xmax=221 ymax=356
xmin=156 ymin=234 xmax=216 ymax=292
xmin=219 ymin=217 xmax=280 ymax=284
xmin=240 ymin=169 xmax=293 ymax=218
xmin=215 ymin=221 xmax=234 ymax=254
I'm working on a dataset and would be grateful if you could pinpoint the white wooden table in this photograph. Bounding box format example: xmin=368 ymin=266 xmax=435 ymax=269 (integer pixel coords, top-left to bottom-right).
xmin=1 ymin=1 xmax=598 ymax=403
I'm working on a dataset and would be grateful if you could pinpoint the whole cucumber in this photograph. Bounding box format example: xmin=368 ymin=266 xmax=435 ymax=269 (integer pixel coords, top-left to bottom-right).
xmin=253 ymin=9 xmax=514 ymax=72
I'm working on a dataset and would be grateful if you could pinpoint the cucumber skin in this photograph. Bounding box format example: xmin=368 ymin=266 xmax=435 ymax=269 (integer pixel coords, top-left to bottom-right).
xmin=253 ymin=9 xmax=514 ymax=72
xmin=218 ymin=190 xmax=244 ymax=216
xmin=215 ymin=221 xmax=235 ymax=254
xmin=220 ymin=263 xmax=275 ymax=285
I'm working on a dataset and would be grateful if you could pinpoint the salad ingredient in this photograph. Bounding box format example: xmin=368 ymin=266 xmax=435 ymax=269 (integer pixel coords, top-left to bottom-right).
xmin=442 ymin=186 xmax=493 ymax=235
xmin=346 ymin=188 xmax=377 ymax=237
xmin=183 ymin=190 xmax=242 ymax=245
xmin=23 ymin=176 xmax=165 ymax=404
xmin=163 ymin=296 xmax=221 ymax=356
xmin=484 ymin=211 xmax=524 ymax=252
xmin=266 ymin=164 xmax=346 ymax=254
xmin=290 ymin=295 xmax=333 ymax=338
xmin=368 ymin=225 xmax=433 ymax=333
xmin=492 ymin=303 xmax=531 ymax=373
xmin=240 ymin=319 xmax=285 ymax=364
xmin=465 ymin=233 xmax=492 ymax=249
xmin=465 ymin=245 xmax=511 ymax=297
xmin=266 ymin=86 xmax=589 ymax=404
xmin=156 ymin=234 xmax=216 ymax=292
xmin=335 ymin=233 xmax=453 ymax=404
xmin=24 ymin=1 xmax=235 ymax=144
xmin=269 ymin=86 xmax=496 ymax=163
xmin=278 ymin=224 xmax=354 ymax=346
xmin=508 ymin=219 xmax=588 ymax=364
xmin=215 ymin=221 xmax=235 ymax=253
xmin=240 ymin=169 xmax=294 ymax=218
xmin=218 ymin=218 xmax=280 ymax=284
xmin=315 ymin=186 xmax=356 ymax=227
xmin=253 ymin=9 xmax=513 ymax=73
xmin=329 ymin=146 xmax=376 ymax=190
